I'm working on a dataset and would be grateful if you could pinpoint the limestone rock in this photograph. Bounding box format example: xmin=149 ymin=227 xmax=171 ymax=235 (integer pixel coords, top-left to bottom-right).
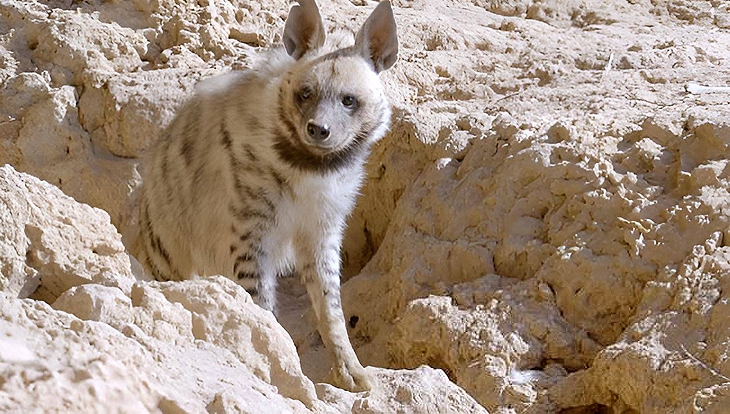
xmin=338 ymin=115 xmax=730 ymax=412
xmin=552 ymin=234 xmax=730 ymax=413
xmin=2 ymin=0 xmax=730 ymax=413
xmin=0 ymin=275 xmax=487 ymax=413
xmin=78 ymin=68 xmax=220 ymax=158
xmin=51 ymin=277 xmax=320 ymax=411
xmin=0 ymin=288 xmax=314 ymax=414
xmin=0 ymin=164 xmax=134 ymax=301
xmin=317 ymin=366 xmax=489 ymax=414
xmin=0 ymin=294 xmax=160 ymax=414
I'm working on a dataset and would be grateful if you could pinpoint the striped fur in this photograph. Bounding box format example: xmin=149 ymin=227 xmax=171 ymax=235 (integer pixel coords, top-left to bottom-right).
xmin=134 ymin=0 xmax=398 ymax=392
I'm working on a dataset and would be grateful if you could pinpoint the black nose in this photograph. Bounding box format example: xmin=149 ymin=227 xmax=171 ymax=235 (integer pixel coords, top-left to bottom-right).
xmin=306 ymin=122 xmax=330 ymax=140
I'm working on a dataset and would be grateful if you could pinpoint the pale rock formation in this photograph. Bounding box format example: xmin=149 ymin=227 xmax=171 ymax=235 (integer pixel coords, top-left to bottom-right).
xmin=0 ymin=164 xmax=134 ymax=301
xmin=51 ymin=277 xmax=321 ymax=412
xmin=339 ymin=112 xmax=730 ymax=412
xmin=0 ymin=282 xmax=320 ymax=414
xmin=317 ymin=366 xmax=489 ymax=414
xmin=2 ymin=0 xmax=730 ymax=413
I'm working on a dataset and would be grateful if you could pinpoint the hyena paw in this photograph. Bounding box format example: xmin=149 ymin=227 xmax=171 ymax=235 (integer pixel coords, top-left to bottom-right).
xmin=331 ymin=359 xmax=373 ymax=392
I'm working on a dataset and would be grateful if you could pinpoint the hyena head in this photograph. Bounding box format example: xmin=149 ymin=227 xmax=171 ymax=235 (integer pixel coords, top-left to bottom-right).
xmin=275 ymin=0 xmax=398 ymax=173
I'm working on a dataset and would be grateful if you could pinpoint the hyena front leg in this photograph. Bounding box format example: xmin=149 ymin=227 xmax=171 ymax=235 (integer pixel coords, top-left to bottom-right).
xmin=297 ymin=228 xmax=372 ymax=392
xmin=255 ymin=251 xmax=278 ymax=313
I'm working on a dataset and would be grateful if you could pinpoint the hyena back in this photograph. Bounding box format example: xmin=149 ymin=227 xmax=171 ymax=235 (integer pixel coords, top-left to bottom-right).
xmin=134 ymin=0 xmax=398 ymax=392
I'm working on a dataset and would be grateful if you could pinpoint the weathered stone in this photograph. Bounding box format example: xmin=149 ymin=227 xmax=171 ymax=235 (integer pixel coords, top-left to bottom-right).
xmin=0 ymin=165 xmax=135 ymax=301
xmin=2 ymin=0 xmax=730 ymax=412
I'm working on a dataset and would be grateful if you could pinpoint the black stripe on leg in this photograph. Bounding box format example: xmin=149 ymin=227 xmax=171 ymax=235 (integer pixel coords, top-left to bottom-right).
xmin=233 ymin=252 xmax=256 ymax=274
xmin=237 ymin=271 xmax=258 ymax=280
xmin=143 ymin=204 xmax=172 ymax=268
xmin=226 ymin=155 xmax=245 ymax=195
xmin=180 ymin=135 xmax=194 ymax=168
xmin=140 ymin=200 xmax=185 ymax=281
xmin=236 ymin=252 xmax=255 ymax=263
xmin=192 ymin=162 xmax=206 ymax=195
xmin=145 ymin=255 xmax=165 ymax=281
xmin=239 ymin=184 xmax=258 ymax=202
xmin=140 ymin=220 xmax=167 ymax=281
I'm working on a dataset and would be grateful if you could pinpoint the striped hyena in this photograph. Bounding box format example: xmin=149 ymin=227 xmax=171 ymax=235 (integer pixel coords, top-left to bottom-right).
xmin=134 ymin=0 xmax=398 ymax=391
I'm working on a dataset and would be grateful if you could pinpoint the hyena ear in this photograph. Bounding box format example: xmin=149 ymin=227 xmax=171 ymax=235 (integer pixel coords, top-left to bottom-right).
xmin=355 ymin=1 xmax=399 ymax=73
xmin=283 ymin=0 xmax=326 ymax=60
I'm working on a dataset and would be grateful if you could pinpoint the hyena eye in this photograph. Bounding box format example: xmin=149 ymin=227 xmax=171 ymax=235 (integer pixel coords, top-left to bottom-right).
xmin=341 ymin=95 xmax=358 ymax=109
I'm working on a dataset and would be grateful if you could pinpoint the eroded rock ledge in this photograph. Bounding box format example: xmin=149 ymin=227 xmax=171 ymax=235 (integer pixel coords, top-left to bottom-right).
xmin=2 ymin=0 xmax=730 ymax=413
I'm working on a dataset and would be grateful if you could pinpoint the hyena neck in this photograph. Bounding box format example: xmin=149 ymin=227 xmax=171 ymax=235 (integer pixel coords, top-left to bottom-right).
xmin=271 ymin=129 xmax=372 ymax=176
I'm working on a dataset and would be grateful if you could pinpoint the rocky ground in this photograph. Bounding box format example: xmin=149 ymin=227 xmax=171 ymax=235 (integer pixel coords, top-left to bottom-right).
xmin=2 ymin=0 xmax=730 ymax=413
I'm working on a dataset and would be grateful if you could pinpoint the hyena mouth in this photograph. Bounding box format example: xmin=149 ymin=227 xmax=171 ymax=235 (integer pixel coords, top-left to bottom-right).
xmin=303 ymin=138 xmax=344 ymax=154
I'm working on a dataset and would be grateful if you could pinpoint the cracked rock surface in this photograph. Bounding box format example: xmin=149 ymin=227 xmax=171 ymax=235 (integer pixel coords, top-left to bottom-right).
xmin=2 ymin=0 xmax=730 ymax=413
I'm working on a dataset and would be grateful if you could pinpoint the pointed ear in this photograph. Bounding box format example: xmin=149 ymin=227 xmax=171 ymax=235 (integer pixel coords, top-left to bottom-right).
xmin=283 ymin=0 xmax=326 ymax=60
xmin=355 ymin=1 xmax=399 ymax=73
